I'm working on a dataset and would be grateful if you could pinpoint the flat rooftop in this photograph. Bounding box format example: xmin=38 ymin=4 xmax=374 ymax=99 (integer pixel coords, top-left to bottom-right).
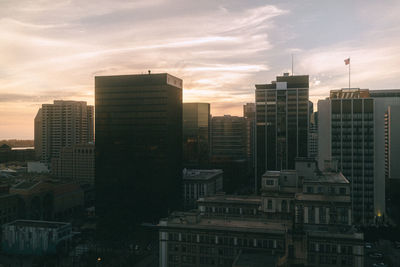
xmin=160 ymin=214 xmax=288 ymax=234
xmin=198 ymin=194 xmax=261 ymax=205
xmin=6 ymin=220 xmax=70 ymax=229
xmin=13 ymin=181 xmax=39 ymax=189
xmin=295 ymin=193 xmax=350 ymax=203
xmin=183 ymin=169 xmax=223 ymax=181
xmin=233 ymin=251 xmax=277 ymax=267
xmin=308 ymin=172 xmax=349 ymax=184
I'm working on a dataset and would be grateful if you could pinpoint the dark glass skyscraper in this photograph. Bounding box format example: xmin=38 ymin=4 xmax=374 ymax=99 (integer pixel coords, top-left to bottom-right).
xmin=95 ymin=73 xmax=182 ymax=243
xmin=182 ymin=103 xmax=210 ymax=167
xmin=255 ymin=74 xmax=309 ymax=190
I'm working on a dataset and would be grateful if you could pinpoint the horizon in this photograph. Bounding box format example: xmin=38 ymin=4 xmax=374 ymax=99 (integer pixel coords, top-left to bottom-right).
xmin=1 ymin=0 xmax=400 ymax=139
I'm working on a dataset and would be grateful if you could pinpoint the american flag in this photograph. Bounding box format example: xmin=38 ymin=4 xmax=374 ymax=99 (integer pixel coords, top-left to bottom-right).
xmin=344 ymin=58 xmax=350 ymax=65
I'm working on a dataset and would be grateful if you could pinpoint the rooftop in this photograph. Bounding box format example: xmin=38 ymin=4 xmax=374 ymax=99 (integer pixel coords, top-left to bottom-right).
xmin=160 ymin=213 xmax=289 ymax=234
xmin=233 ymin=250 xmax=277 ymax=267
xmin=295 ymin=193 xmax=350 ymax=203
xmin=13 ymin=181 xmax=39 ymax=189
xmin=5 ymin=220 xmax=70 ymax=229
xmin=307 ymin=172 xmax=349 ymax=184
xmin=198 ymin=194 xmax=261 ymax=205
xmin=183 ymin=169 xmax=223 ymax=181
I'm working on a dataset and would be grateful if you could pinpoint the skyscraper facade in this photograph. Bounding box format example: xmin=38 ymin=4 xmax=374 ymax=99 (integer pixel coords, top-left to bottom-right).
xmin=182 ymin=103 xmax=210 ymax=167
xmin=308 ymin=111 xmax=318 ymax=159
xmin=243 ymin=103 xmax=255 ymax=171
xmin=318 ymin=89 xmax=374 ymax=224
xmin=210 ymin=115 xmax=247 ymax=161
xmin=34 ymin=108 xmax=42 ymax=160
xmin=95 ymin=73 xmax=182 ymax=243
xmin=255 ymin=73 xmax=309 ymax=190
xmin=385 ymin=105 xmax=400 ymax=215
xmin=35 ymin=101 xmax=94 ymax=164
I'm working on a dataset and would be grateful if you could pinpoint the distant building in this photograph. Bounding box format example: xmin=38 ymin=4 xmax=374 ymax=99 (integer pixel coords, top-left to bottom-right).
xmin=0 ymin=144 xmax=35 ymax=163
xmin=308 ymin=111 xmax=318 ymax=159
xmin=35 ymin=100 xmax=94 ymax=164
xmin=95 ymin=73 xmax=182 ymax=244
xmin=243 ymin=103 xmax=256 ymax=173
xmin=385 ymin=105 xmax=400 ymax=211
xmin=211 ymin=115 xmax=247 ymax=161
xmin=2 ymin=220 xmax=72 ymax=255
xmin=0 ymin=192 xmax=19 ymax=225
xmin=318 ymin=88 xmax=400 ymax=224
xmin=10 ymin=180 xmax=83 ymax=221
xmin=27 ymin=161 xmax=49 ymax=173
xmin=318 ymin=89 xmax=374 ymax=224
xmin=52 ymin=143 xmax=95 ymax=184
xmin=183 ymin=103 xmax=210 ymax=167
xmin=183 ymin=169 xmax=223 ymax=210
xmin=210 ymin=115 xmax=249 ymax=193
xmin=34 ymin=108 xmax=43 ymax=160
xmin=158 ymin=158 xmax=364 ymax=267
xmin=255 ymin=73 xmax=309 ymax=191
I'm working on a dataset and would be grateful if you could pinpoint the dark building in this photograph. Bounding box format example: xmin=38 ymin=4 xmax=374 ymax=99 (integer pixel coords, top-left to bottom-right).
xmin=318 ymin=89 xmax=374 ymax=224
xmin=211 ymin=115 xmax=247 ymax=161
xmin=255 ymin=74 xmax=309 ymax=191
xmin=210 ymin=115 xmax=249 ymax=193
xmin=243 ymin=103 xmax=256 ymax=174
xmin=0 ymin=144 xmax=35 ymax=163
xmin=95 ymin=73 xmax=183 ymax=244
xmin=183 ymin=103 xmax=210 ymax=167
xmin=158 ymin=159 xmax=364 ymax=267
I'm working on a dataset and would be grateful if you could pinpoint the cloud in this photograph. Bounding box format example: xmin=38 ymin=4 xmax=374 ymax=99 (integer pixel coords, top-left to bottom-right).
xmin=1 ymin=0 xmax=400 ymax=138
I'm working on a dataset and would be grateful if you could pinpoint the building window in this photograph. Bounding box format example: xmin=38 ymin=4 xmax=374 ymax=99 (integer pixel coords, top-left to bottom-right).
xmin=339 ymin=187 xmax=346 ymax=195
xmin=266 ymin=179 xmax=274 ymax=186
xmin=281 ymin=200 xmax=287 ymax=212
xmin=267 ymin=200 xmax=272 ymax=209
xmin=307 ymin=187 xmax=314 ymax=193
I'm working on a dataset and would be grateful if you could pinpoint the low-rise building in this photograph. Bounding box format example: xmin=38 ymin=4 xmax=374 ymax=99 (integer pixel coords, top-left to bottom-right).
xmin=10 ymin=180 xmax=83 ymax=221
xmin=183 ymin=169 xmax=223 ymax=210
xmin=52 ymin=143 xmax=94 ymax=184
xmin=158 ymin=158 xmax=364 ymax=267
xmin=2 ymin=220 xmax=72 ymax=255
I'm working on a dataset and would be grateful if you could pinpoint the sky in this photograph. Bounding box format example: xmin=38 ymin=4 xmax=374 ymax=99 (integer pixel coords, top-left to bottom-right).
xmin=1 ymin=0 xmax=400 ymax=139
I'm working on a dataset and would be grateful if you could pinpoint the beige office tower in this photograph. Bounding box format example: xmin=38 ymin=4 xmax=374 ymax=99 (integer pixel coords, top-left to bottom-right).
xmin=34 ymin=108 xmax=43 ymax=160
xmin=35 ymin=100 xmax=94 ymax=164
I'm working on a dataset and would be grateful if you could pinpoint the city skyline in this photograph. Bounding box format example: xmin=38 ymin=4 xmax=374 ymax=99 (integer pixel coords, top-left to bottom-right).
xmin=2 ymin=0 xmax=400 ymax=139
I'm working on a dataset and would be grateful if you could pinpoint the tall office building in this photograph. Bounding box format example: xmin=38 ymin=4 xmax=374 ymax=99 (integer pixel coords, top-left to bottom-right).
xmin=318 ymin=89 xmax=374 ymax=224
xmin=255 ymin=73 xmax=309 ymax=190
xmin=95 ymin=73 xmax=182 ymax=243
xmin=243 ymin=103 xmax=255 ymax=171
xmin=34 ymin=108 xmax=42 ymax=160
xmin=35 ymin=101 xmax=94 ymax=164
xmin=308 ymin=111 xmax=318 ymax=159
xmin=385 ymin=105 xmax=400 ymax=215
xmin=183 ymin=103 xmax=210 ymax=167
xmin=369 ymin=90 xmax=400 ymax=217
xmin=210 ymin=115 xmax=247 ymax=161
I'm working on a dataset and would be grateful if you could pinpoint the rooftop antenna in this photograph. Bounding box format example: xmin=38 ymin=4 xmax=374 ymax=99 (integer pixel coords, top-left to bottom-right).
xmin=291 ymin=54 xmax=294 ymax=76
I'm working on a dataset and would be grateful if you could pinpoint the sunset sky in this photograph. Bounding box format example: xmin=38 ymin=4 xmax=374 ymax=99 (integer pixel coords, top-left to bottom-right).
xmin=1 ymin=0 xmax=400 ymax=139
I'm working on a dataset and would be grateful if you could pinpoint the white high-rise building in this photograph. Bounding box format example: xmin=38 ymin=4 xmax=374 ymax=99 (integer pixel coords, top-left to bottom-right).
xmin=318 ymin=88 xmax=400 ymax=224
xmin=34 ymin=100 xmax=94 ymax=164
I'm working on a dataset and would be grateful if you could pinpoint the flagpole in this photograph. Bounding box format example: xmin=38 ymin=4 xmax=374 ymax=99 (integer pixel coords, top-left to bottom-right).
xmin=349 ymin=57 xmax=351 ymax=89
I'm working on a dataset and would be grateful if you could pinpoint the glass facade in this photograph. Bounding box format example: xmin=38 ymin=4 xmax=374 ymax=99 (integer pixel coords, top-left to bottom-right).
xmin=183 ymin=103 xmax=210 ymax=167
xmin=210 ymin=116 xmax=247 ymax=161
xmin=95 ymin=73 xmax=182 ymax=243
xmin=331 ymin=98 xmax=374 ymax=223
xmin=255 ymin=75 xmax=309 ymax=190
